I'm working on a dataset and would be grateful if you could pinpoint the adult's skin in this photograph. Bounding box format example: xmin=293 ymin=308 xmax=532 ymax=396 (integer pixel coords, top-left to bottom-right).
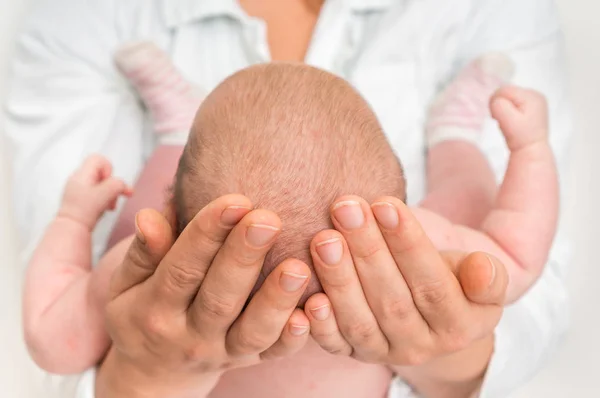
xmin=97 ymin=1 xmax=508 ymax=397
xmin=97 ymin=193 xmax=507 ymax=398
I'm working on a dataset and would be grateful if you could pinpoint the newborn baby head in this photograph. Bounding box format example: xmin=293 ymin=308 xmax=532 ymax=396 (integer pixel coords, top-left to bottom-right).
xmin=172 ymin=63 xmax=405 ymax=300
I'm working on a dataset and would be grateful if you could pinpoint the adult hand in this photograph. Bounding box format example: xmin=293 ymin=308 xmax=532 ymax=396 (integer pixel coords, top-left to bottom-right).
xmin=304 ymin=196 xmax=508 ymax=396
xmin=97 ymin=195 xmax=312 ymax=398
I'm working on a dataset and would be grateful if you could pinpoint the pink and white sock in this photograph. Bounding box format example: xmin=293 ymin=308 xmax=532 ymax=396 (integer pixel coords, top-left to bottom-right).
xmin=425 ymin=53 xmax=515 ymax=147
xmin=115 ymin=42 xmax=204 ymax=145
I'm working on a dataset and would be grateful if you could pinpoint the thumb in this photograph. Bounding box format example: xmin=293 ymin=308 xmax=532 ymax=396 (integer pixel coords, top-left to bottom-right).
xmin=457 ymin=252 xmax=508 ymax=306
xmin=109 ymin=208 xmax=174 ymax=299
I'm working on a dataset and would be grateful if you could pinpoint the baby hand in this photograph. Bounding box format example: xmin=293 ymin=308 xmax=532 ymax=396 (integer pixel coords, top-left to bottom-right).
xmin=491 ymin=85 xmax=549 ymax=151
xmin=59 ymin=155 xmax=133 ymax=228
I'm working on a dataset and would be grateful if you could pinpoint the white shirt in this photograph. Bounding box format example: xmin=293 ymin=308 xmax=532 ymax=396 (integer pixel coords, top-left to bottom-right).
xmin=3 ymin=0 xmax=572 ymax=397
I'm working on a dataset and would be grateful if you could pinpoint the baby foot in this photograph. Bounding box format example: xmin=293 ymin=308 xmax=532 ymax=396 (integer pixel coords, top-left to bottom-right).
xmin=115 ymin=41 xmax=204 ymax=136
xmin=426 ymin=53 xmax=515 ymax=147
xmin=490 ymin=86 xmax=549 ymax=151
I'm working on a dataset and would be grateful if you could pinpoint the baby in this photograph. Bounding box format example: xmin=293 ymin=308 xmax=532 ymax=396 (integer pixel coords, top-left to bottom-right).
xmin=23 ymin=49 xmax=557 ymax=394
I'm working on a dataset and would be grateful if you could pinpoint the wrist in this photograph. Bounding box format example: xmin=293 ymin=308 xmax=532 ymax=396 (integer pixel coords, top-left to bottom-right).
xmin=96 ymin=348 xmax=222 ymax=398
xmin=57 ymin=204 xmax=94 ymax=231
xmin=392 ymin=335 xmax=494 ymax=398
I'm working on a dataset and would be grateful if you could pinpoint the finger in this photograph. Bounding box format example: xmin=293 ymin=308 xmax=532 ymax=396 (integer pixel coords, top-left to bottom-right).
xmin=150 ymin=194 xmax=253 ymax=310
xmin=95 ymin=178 xmax=128 ymax=211
xmin=304 ymin=293 xmax=353 ymax=357
xmin=369 ymin=197 xmax=469 ymax=334
xmin=329 ymin=196 xmax=424 ymax=341
xmin=191 ymin=209 xmax=282 ymax=338
xmin=454 ymin=252 xmax=506 ymax=341
xmin=98 ymin=158 xmax=113 ymax=181
xmin=310 ymin=229 xmax=388 ymax=360
xmin=109 ymin=209 xmax=173 ymax=298
xmin=74 ymin=154 xmax=112 ymax=184
xmin=259 ymin=309 xmax=311 ymax=361
xmin=225 ymin=258 xmax=309 ymax=356
xmin=455 ymin=252 xmax=508 ymax=306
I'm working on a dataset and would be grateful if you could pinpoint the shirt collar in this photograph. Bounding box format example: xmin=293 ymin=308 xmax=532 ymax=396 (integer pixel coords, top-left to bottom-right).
xmin=163 ymin=0 xmax=245 ymax=28
xmin=348 ymin=0 xmax=394 ymax=13
xmin=163 ymin=0 xmax=395 ymax=28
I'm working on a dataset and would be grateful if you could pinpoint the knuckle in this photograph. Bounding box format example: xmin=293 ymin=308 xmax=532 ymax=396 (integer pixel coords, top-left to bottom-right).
xmin=263 ymin=284 xmax=295 ymax=312
xmin=402 ymin=348 xmax=429 ymax=366
xmin=310 ymin=327 xmax=337 ymax=342
xmin=125 ymin=244 xmax=154 ymax=271
xmin=343 ymin=321 xmax=380 ymax=346
xmin=441 ymin=326 xmax=472 ymax=353
xmin=166 ymin=260 xmax=206 ymax=290
xmin=443 ymin=333 xmax=470 ymax=353
xmin=389 ymin=228 xmax=426 ymax=256
xmin=317 ymin=269 xmax=354 ymax=290
xmin=183 ymin=344 xmax=209 ymax=363
xmin=381 ymin=297 xmax=414 ymax=321
xmin=353 ymin=242 xmax=386 ymax=263
xmin=230 ymin=246 xmax=260 ymax=268
xmin=198 ymin=289 xmax=237 ymax=319
xmin=186 ymin=213 xmax=225 ymax=247
xmin=412 ymin=279 xmax=449 ymax=307
xmin=235 ymin=329 xmax=271 ymax=354
xmin=325 ymin=344 xmax=351 ymax=357
xmin=142 ymin=311 xmax=169 ymax=339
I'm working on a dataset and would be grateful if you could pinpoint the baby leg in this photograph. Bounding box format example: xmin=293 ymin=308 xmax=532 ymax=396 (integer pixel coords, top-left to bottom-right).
xmin=115 ymin=41 xmax=204 ymax=141
xmin=426 ymin=53 xmax=514 ymax=147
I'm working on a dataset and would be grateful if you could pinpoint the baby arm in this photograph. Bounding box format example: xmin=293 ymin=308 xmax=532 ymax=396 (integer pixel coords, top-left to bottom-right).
xmin=22 ymin=155 xmax=132 ymax=374
xmin=420 ymin=54 xmax=514 ymax=228
xmin=416 ymin=86 xmax=558 ymax=303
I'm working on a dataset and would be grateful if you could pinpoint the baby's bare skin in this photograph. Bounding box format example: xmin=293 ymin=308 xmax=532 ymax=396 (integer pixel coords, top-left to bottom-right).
xmin=23 ymin=67 xmax=556 ymax=398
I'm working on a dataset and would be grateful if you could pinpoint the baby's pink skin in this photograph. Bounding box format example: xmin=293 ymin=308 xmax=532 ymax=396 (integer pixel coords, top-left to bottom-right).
xmin=22 ymin=155 xmax=132 ymax=374
xmin=24 ymin=40 xmax=555 ymax=391
xmin=425 ymin=53 xmax=514 ymax=146
xmin=115 ymin=42 xmax=202 ymax=136
xmin=107 ymin=145 xmax=183 ymax=247
xmin=418 ymin=86 xmax=558 ymax=303
xmin=421 ymin=54 xmax=513 ymax=230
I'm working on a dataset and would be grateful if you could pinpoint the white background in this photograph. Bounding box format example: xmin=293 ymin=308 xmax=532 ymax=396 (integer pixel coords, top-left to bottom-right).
xmin=0 ymin=0 xmax=598 ymax=396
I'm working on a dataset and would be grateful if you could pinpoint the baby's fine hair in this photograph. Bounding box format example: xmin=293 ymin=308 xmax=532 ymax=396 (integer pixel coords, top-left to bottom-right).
xmin=173 ymin=63 xmax=405 ymax=289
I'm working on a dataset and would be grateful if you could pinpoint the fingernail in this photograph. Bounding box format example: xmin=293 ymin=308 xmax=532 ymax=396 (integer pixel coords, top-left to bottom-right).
xmin=280 ymin=272 xmax=309 ymax=292
xmin=134 ymin=213 xmax=146 ymax=244
xmin=310 ymin=304 xmax=330 ymax=321
xmin=315 ymin=238 xmax=343 ymax=265
xmin=333 ymin=201 xmax=364 ymax=230
xmin=486 ymin=255 xmax=497 ymax=287
xmin=371 ymin=202 xmax=399 ymax=230
xmin=246 ymin=224 xmax=279 ymax=247
xmin=221 ymin=206 xmax=250 ymax=226
xmin=289 ymin=324 xmax=309 ymax=336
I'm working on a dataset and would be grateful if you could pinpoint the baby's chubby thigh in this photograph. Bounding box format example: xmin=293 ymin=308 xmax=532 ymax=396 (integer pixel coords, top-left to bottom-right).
xmin=411 ymin=207 xmax=464 ymax=251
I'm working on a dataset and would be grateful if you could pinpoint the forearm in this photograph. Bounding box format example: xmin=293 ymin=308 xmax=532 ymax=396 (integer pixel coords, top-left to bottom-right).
xmin=422 ymin=141 xmax=496 ymax=228
xmin=26 ymin=274 xmax=110 ymax=373
xmin=24 ymin=217 xmax=95 ymax=364
xmin=24 ymin=218 xmax=125 ymax=373
xmin=96 ymin=348 xmax=222 ymax=398
xmin=392 ymin=335 xmax=494 ymax=398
